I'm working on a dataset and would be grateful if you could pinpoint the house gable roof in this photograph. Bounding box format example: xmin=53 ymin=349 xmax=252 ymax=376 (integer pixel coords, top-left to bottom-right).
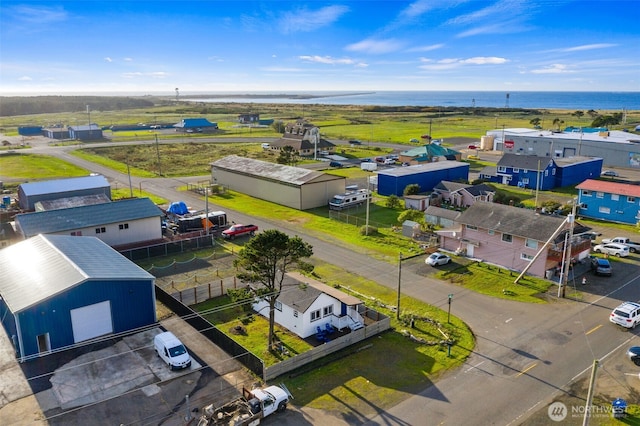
xmin=211 ymin=155 xmax=343 ymax=186
xmin=576 ymin=179 xmax=640 ymax=197
xmin=16 ymin=197 xmax=162 ymax=237
xmin=553 ymin=156 xmax=603 ymax=168
xmin=0 ymin=234 xmax=154 ymax=313
xmin=463 ymin=183 xmax=495 ymax=197
xmin=434 ymin=181 xmax=471 ymax=193
xmin=497 ymin=153 xmax=553 ymax=170
xmin=425 ymin=205 xmax=462 ymax=221
xmin=174 ymin=118 xmax=217 ymax=128
xmin=456 ymin=202 xmax=566 ymax=241
xmin=277 ymin=272 xmax=362 ymax=313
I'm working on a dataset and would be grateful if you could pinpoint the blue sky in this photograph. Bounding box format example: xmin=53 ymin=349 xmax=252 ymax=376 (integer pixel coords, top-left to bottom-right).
xmin=1 ymin=0 xmax=638 ymax=95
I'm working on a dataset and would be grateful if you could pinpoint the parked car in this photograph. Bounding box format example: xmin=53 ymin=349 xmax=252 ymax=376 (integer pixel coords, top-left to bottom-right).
xmin=593 ymin=243 xmax=630 ymax=257
xmin=349 ymin=140 xmax=362 ymax=145
xmin=601 ymin=170 xmax=619 ymax=177
xmin=590 ymin=257 xmax=612 ymax=276
xmin=426 ymin=252 xmax=451 ymax=266
xmin=154 ymin=331 xmax=192 ymax=370
xmin=410 ymin=138 xmax=419 ymax=143
xmin=610 ymin=302 xmax=640 ymax=329
xmin=383 ymin=158 xmax=396 ymax=165
xmin=329 ymin=161 xmax=343 ymax=168
xmin=626 ymin=346 xmax=640 ymax=366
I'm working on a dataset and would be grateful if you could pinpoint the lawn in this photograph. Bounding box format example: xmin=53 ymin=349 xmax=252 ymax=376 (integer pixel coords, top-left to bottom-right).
xmin=0 ymin=152 xmax=89 ymax=180
xmin=191 ymin=260 xmax=474 ymax=417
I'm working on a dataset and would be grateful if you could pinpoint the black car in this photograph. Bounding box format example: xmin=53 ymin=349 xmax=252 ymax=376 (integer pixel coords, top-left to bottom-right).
xmin=590 ymin=257 xmax=612 ymax=276
xmin=627 ymin=346 xmax=640 ymax=366
xmin=329 ymin=161 xmax=343 ymax=168
xmin=349 ymin=140 xmax=362 ymax=145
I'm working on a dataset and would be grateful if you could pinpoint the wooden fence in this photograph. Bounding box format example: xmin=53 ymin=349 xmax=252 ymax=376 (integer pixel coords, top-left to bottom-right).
xmin=168 ymin=277 xmax=243 ymax=305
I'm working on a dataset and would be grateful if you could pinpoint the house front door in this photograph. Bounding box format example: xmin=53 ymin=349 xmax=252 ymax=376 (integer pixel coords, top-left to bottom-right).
xmin=466 ymin=244 xmax=474 ymax=257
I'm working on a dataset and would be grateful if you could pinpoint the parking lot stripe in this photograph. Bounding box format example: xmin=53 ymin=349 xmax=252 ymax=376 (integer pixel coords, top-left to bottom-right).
xmin=585 ymin=324 xmax=603 ymax=335
xmin=516 ymin=362 xmax=537 ymax=377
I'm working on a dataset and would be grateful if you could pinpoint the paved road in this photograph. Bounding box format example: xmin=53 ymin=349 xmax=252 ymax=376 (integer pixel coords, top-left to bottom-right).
xmin=16 ymin=136 xmax=640 ymax=424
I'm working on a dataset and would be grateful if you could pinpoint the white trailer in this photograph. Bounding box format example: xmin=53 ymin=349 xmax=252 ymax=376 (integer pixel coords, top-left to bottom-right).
xmin=361 ymin=162 xmax=377 ymax=171
xmin=329 ymin=188 xmax=371 ymax=210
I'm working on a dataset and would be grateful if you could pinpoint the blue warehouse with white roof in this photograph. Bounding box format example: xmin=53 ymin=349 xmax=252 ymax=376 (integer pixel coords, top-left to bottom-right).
xmin=377 ymin=161 xmax=470 ymax=196
xmin=0 ymin=234 xmax=156 ymax=360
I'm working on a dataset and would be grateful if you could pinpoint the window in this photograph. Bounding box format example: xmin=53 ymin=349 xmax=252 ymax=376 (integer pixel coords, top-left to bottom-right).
xmin=523 ymin=169 xmax=528 ymax=173
xmin=502 ymin=233 xmax=513 ymax=243
xmin=498 ymin=166 xmax=506 ymax=172
xmin=596 ymin=192 xmax=604 ymax=198
xmin=552 ymin=168 xmax=556 ymax=175
xmin=513 ymin=168 xmax=520 ymax=173
xmin=525 ymin=239 xmax=538 ymax=249
xmin=275 ymin=301 xmax=282 ymax=311
xmin=521 ymin=253 xmax=534 ymax=261
xmin=310 ymin=309 xmax=321 ymax=322
xmin=544 ymin=170 xmax=549 ymax=176
xmin=323 ymin=305 xmax=333 ymax=317
xmin=293 ymin=310 xmax=298 ymax=318
xmin=612 ymin=194 xmax=619 ymax=201
xmin=521 ymin=178 xmax=529 ymax=185
xmin=582 ymin=190 xmax=591 ymax=196
xmin=581 ymin=203 xmax=588 ymax=209
xmin=95 ymin=227 xmax=106 ymax=234
xmin=599 ymin=206 xmax=610 ymax=214
xmin=488 ymin=229 xmax=495 ymax=235
xmin=629 ymin=197 xmax=636 ymax=203
xmin=467 ymin=225 xmax=477 ymax=231
xmin=71 ymin=231 xmax=82 ymax=236
xmin=119 ymin=223 xmax=129 ymax=230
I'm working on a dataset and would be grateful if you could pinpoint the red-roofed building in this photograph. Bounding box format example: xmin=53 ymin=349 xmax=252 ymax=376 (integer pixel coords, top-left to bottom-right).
xmin=576 ymin=179 xmax=640 ymax=225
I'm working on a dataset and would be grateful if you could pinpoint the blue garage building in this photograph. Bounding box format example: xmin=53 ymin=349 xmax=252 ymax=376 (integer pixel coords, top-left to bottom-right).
xmin=377 ymin=161 xmax=470 ymax=196
xmin=0 ymin=234 xmax=156 ymax=361
xmin=18 ymin=174 xmax=111 ymax=211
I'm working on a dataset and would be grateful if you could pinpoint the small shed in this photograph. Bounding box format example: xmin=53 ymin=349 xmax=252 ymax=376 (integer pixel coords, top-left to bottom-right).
xmin=18 ymin=175 xmax=111 ymax=211
xmin=402 ymin=220 xmax=421 ymax=238
xmin=0 ymin=234 xmax=156 ymax=360
xmin=404 ymin=194 xmax=430 ymax=211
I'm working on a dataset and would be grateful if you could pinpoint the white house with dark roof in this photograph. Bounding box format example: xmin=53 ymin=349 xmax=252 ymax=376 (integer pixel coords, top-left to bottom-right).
xmin=15 ymin=197 xmax=163 ymax=247
xmin=211 ymin=155 xmax=345 ymax=210
xmin=252 ymin=272 xmax=364 ymax=339
xmin=437 ymin=202 xmax=592 ymax=277
xmin=0 ymin=234 xmax=156 ymax=360
xmin=269 ymin=120 xmax=336 ymax=156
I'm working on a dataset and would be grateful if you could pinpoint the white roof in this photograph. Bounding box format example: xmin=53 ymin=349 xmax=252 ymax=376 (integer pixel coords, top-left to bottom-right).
xmin=0 ymin=234 xmax=154 ymax=313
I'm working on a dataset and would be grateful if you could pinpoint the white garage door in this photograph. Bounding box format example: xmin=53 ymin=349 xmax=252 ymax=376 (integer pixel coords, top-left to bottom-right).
xmin=70 ymin=301 xmax=113 ymax=343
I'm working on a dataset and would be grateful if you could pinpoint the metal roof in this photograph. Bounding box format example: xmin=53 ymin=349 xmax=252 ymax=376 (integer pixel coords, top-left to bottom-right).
xmin=34 ymin=193 xmax=111 ymax=211
xmin=377 ymin=161 xmax=468 ymax=177
xmin=0 ymin=234 xmax=154 ymax=313
xmin=455 ymin=202 xmax=566 ymax=241
xmin=16 ymin=197 xmax=162 ymax=237
xmin=19 ymin=175 xmax=110 ymax=197
xmin=576 ymin=179 xmax=640 ymax=197
xmin=497 ymin=153 xmax=553 ymax=170
xmin=211 ymin=155 xmax=341 ymax=186
xmin=278 ymin=272 xmax=362 ymax=313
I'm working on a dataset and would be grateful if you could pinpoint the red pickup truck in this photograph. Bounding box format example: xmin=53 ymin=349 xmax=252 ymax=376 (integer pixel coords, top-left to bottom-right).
xmin=221 ymin=224 xmax=258 ymax=239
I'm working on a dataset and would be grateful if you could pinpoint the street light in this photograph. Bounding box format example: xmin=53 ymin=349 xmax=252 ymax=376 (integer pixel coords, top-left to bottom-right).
xmin=447 ymin=294 xmax=454 ymax=323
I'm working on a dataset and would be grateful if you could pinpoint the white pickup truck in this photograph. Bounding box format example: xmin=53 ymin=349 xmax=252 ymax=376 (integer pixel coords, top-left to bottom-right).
xmin=601 ymin=237 xmax=640 ymax=253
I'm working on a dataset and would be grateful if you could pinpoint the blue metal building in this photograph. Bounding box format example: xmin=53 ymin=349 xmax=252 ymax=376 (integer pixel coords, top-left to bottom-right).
xmin=0 ymin=234 xmax=156 ymax=360
xmin=377 ymin=161 xmax=469 ymax=196
xmin=18 ymin=175 xmax=111 ymax=211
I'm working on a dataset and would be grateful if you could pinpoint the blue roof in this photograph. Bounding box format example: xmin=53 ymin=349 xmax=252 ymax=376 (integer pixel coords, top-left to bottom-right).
xmin=174 ymin=118 xmax=217 ymax=128
xmin=0 ymin=234 xmax=154 ymax=313
xmin=19 ymin=175 xmax=110 ymax=197
xmin=16 ymin=197 xmax=162 ymax=237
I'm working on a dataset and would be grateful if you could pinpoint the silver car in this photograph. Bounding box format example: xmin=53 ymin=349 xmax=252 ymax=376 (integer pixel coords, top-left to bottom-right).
xmin=426 ymin=252 xmax=451 ymax=266
xmin=593 ymin=243 xmax=630 ymax=257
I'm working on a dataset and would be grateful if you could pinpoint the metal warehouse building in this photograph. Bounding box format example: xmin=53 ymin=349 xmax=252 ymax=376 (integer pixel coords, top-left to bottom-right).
xmin=484 ymin=128 xmax=640 ymax=169
xmin=0 ymin=234 xmax=156 ymax=360
xmin=14 ymin=197 xmax=163 ymax=247
xmin=18 ymin=175 xmax=111 ymax=211
xmin=211 ymin=155 xmax=346 ymax=210
xmin=377 ymin=161 xmax=470 ymax=196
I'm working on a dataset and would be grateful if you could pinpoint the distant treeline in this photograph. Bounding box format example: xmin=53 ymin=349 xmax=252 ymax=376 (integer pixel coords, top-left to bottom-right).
xmin=0 ymin=96 xmax=157 ymax=117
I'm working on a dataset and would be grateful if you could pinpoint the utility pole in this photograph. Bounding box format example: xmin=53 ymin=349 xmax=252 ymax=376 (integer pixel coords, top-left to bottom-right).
xmin=155 ymin=134 xmax=162 ymax=176
xmin=582 ymin=359 xmax=599 ymax=426
xmin=396 ymin=252 xmax=402 ymax=320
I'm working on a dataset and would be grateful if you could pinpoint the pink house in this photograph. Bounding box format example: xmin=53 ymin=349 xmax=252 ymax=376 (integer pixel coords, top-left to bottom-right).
xmin=437 ymin=202 xmax=590 ymax=278
xmin=432 ymin=181 xmax=495 ymax=208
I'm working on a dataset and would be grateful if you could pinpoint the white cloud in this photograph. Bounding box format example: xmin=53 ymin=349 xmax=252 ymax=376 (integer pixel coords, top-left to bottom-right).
xmin=446 ymin=0 xmax=536 ymax=37
xmin=554 ymin=43 xmax=618 ymax=52
xmin=530 ymin=64 xmax=574 ymax=74
xmin=123 ymin=58 xmax=133 ymax=62
xmin=419 ymin=56 xmax=508 ymax=70
xmin=8 ymin=5 xmax=68 ymax=24
xmin=280 ymin=5 xmax=349 ymax=34
xmin=260 ymin=67 xmax=303 ymax=72
xmin=104 ymin=57 xmax=112 ymax=63
xmin=121 ymin=71 xmax=169 ymax=79
xmin=407 ymin=44 xmax=445 ymax=53
xmin=345 ymin=39 xmax=403 ymax=54
xmin=18 ymin=76 xmax=33 ymax=81
xmin=299 ymin=56 xmax=356 ymax=65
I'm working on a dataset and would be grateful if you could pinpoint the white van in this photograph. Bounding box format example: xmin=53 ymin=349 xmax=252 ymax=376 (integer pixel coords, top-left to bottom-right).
xmin=261 ymin=143 xmax=270 ymax=149
xmin=154 ymin=331 xmax=192 ymax=370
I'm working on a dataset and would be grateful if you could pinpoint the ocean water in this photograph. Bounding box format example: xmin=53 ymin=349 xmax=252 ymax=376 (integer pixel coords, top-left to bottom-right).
xmin=184 ymin=91 xmax=640 ymax=111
